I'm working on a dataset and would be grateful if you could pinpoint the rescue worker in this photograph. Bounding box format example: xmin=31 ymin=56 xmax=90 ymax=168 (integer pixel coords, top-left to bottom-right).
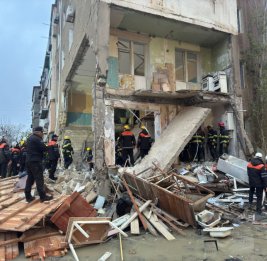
xmin=247 ymin=152 xmax=265 ymax=220
xmin=218 ymin=122 xmax=230 ymax=156
xmin=84 ymin=147 xmax=94 ymax=170
xmin=190 ymin=128 xmax=205 ymax=162
xmin=19 ymin=139 xmax=27 ymax=173
xmin=0 ymin=137 xmax=10 ymax=178
xmin=10 ymin=142 xmax=21 ymax=176
xmin=137 ymin=125 xmax=152 ymax=159
xmin=118 ymin=125 xmax=136 ymax=166
xmin=207 ymin=126 xmax=218 ymax=161
xmin=47 ymin=134 xmax=60 ymax=180
xmin=25 ymin=126 xmax=53 ymax=203
xmin=62 ymin=136 xmax=74 ymax=169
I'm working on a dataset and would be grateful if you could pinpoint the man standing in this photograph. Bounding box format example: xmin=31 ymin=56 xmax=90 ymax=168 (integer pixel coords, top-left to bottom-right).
xmin=118 ymin=125 xmax=136 ymax=166
xmin=62 ymin=136 xmax=74 ymax=169
xmin=47 ymin=134 xmax=60 ymax=181
xmin=137 ymin=125 xmax=153 ymax=159
xmin=190 ymin=128 xmax=205 ymax=162
xmin=0 ymin=137 xmax=10 ymax=178
xmin=10 ymin=142 xmax=21 ymax=176
xmin=25 ymin=126 xmax=53 ymax=203
xmin=19 ymin=139 xmax=27 ymax=173
xmin=218 ymin=122 xmax=230 ymax=156
xmin=207 ymin=125 xmax=218 ymax=161
xmin=247 ymin=152 xmax=265 ymax=220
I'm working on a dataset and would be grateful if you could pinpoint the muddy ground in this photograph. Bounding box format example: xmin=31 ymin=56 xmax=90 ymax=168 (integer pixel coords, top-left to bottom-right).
xmin=15 ymin=222 xmax=267 ymax=261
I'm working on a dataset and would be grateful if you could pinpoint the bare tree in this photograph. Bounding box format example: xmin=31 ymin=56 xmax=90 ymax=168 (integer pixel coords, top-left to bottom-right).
xmin=246 ymin=0 xmax=267 ymax=151
xmin=0 ymin=121 xmax=30 ymax=144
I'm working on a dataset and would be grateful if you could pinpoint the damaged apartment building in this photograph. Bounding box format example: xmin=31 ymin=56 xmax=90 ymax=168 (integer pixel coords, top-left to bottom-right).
xmin=34 ymin=0 xmax=254 ymax=178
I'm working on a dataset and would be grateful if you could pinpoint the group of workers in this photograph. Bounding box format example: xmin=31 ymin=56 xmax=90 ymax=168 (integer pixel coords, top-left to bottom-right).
xmin=116 ymin=124 xmax=153 ymax=167
xmin=183 ymin=122 xmax=230 ymax=162
xmin=0 ymin=137 xmax=27 ymax=178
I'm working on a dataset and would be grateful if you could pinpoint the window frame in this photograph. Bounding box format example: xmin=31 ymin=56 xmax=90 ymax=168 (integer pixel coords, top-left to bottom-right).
xmin=175 ymin=48 xmax=199 ymax=83
xmin=118 ymin=38 xmax=146 ymax=77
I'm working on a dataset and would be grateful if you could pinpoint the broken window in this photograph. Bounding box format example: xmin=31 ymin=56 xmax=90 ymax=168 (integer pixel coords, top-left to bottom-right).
xmin=118 ymin=39 xmax=145 ymax=76
xmin=118 ymin=40 xmax=131 ymax=74
xmin=175 ymin=49 xmax=198 ymax=83
xmin=134 ymin=43 xmax=145 ymax=76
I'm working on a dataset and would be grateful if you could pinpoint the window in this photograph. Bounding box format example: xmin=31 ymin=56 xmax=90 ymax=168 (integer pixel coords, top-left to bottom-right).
xmin=240 ymin=61 xmax=246 ymax=89
xmin=118 ymin=39 xmax=145 ymax=76
xmin=175 ymin=49 xmax=198 ymax=83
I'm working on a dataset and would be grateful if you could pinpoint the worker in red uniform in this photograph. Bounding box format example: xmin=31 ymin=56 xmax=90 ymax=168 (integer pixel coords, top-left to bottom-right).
xmin=247 ymin=152 xmax=266 ymax=220
xmin=47 ymin=134 xmax=60 ymax=181
xmin=0 ymin=137 xmax=10 ymax=178
xmin=10 ymin=142 xmax=21 ymax=176
xmin=137 ymin=125 xmax=153 ymax=159
xmin=118 ymin=125 xmax=136 ymax=166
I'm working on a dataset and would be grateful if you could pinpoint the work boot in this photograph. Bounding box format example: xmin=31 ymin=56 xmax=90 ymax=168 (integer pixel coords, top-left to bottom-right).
xmin=40 ymin=195 xmax=53 ymax=203
xmin=255 ymin=212 xmax=267 ymax=221
xmin=26 ymin=196 xmax=36 ymax=203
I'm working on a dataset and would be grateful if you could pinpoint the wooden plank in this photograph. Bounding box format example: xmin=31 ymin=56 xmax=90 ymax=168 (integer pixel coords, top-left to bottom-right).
xmin=0 ymin=196 xmax=68 ymax=232
xmin=153 ymin=210 xmax=186 ymax=236
xmin=122 ymin=178 xmax=148 ymax=230
xmin=130 ymin=218 xmax=140 ymax=235
xmin=0 ymin=199 xmax=39 ymax=225
xmin=142 ymin=209 xmax=175 ymax=241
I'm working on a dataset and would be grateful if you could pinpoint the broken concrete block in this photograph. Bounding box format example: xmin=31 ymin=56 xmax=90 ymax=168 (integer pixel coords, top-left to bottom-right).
xmin=133 ymin=106 xmax=211 ymax=176
xmin=86 ymin=191 xmax=98 ymax=203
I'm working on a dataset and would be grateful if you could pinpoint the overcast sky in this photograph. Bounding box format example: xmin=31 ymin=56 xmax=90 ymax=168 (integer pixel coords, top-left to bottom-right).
xmin=0 ymin=0 xmax=54 ymax=129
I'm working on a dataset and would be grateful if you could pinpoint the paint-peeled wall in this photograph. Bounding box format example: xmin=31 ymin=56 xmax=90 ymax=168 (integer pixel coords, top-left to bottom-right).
xmin=67 ymin=91 xmax=93 ymax=126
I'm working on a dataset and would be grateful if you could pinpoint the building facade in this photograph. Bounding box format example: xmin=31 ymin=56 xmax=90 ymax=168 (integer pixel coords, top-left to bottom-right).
xmin=35 ymin=0 xmax=254 ymax=183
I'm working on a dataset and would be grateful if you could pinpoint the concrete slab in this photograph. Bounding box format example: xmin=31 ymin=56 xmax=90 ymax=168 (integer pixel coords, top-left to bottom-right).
xmin=133 ymin=106 xmax=211 ymax=176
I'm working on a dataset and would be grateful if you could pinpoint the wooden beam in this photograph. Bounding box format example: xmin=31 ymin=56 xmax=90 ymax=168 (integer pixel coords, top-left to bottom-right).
xmin=122 ymin=178 xmax=148 ymax=230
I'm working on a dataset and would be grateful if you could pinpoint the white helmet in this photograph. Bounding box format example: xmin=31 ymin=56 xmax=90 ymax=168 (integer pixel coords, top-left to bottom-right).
xmin=255 ymin=152 xmax=263 ymax=158
xmin=12 ymin=141 xmax=16 ymax=147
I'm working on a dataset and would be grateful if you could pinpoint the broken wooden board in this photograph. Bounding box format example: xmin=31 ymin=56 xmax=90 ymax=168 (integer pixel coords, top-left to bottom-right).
xmin=51 ymin=192 xmax=97 ymax=233
xmin=130 ymin=218 xmax=140 ymax=235
xmin=142 ymin=210 xmax=175 ymax=241
xmin=66 ymin=217 xmax=111 ymax=246
xmin=0 ymin=232 xmax=19 ymax=261
xmin=24 ymin=235 xmax=67 ymax=258
xmin=124 ymin=173 xmax=214 ymax=227
xmin=132 ymin=106 xmax=211 ymax=176
xmin=0 ymin=195 xmax=67 ymax=232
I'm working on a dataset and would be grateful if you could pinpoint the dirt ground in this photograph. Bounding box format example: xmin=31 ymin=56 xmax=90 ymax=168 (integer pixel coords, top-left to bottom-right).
xmin=15 ymin=222 xmax=267 ymax=261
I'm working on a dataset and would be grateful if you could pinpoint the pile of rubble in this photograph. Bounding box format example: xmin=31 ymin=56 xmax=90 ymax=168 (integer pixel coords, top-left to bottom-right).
xmin=0 ymin=154 xmax=263 ymax=260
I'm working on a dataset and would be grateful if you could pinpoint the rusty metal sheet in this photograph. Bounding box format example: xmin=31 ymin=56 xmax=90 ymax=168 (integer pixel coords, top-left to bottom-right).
xmin=123 ymin=173 xmax=214 ymax=227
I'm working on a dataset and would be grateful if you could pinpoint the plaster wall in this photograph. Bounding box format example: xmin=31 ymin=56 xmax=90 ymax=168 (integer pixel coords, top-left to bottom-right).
xmin=103 ymin=0 xmax=238 ymax=34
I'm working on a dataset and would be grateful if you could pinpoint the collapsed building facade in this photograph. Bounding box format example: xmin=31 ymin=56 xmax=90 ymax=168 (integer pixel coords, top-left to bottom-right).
xmin=34 ymin=0 xmax=254 ymax=182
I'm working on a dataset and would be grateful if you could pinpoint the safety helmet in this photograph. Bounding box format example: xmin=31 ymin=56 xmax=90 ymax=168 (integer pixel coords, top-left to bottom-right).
xmin=218 ymin=122 xmax=225 ymax=127
xmin=140 ymin=125 xmax=146 ymax=130
xmin=64 ymin=136 xmax=70 ymax=140
xmin=11 ymin=141 xmax=16 ymax=147
xmin=123 ymin=125 xmax=130 ymax=130
xmin=86 ymin=147 xmax=91 ymax=151
xmin=265 ymin=155 xmax=267 ymax=161
xmin=20 ymin=140 xmax=25 ymax=146
xmin=255 ymin=152 xmax=263 ymax=158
